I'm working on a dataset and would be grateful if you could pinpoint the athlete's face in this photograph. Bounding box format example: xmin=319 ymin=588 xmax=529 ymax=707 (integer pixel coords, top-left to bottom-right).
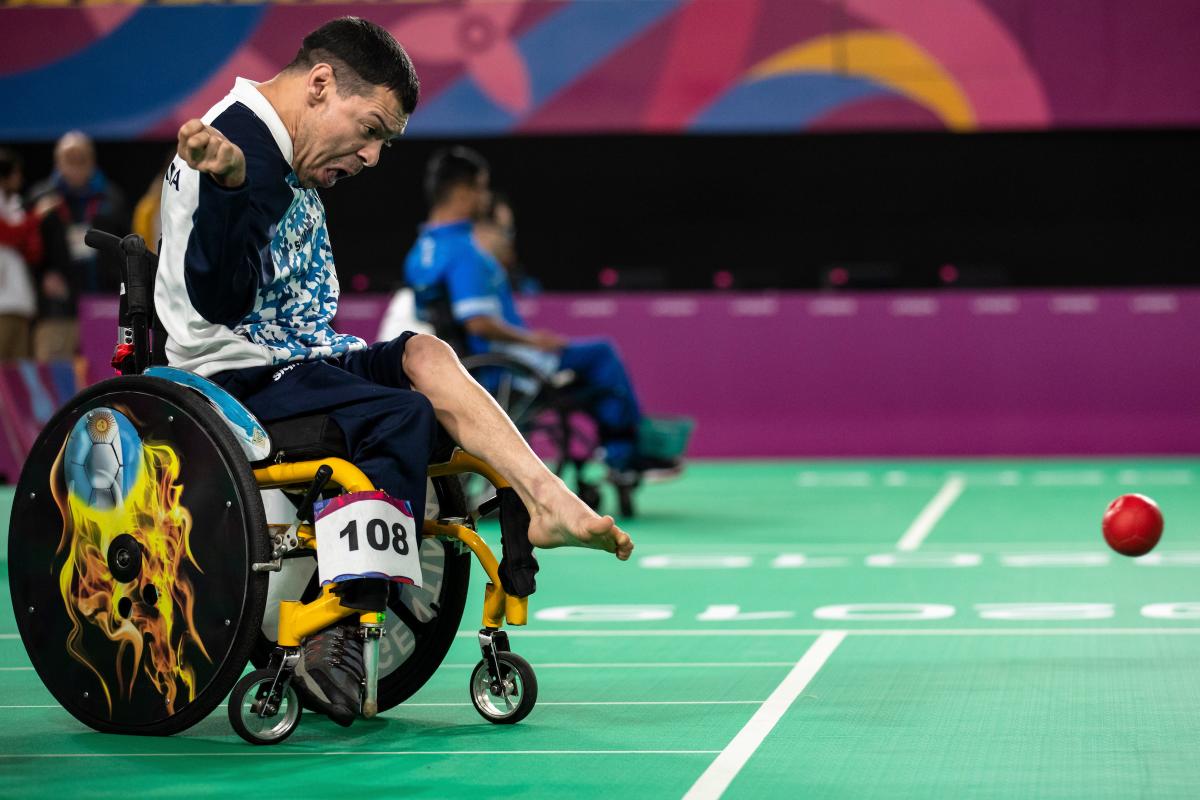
xmin=293 ymin=72 xmax=407 ymax=190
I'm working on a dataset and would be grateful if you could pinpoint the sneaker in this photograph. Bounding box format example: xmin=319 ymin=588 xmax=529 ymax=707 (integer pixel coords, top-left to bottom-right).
xmin=292 ymin=618 xmax=364 ymax=727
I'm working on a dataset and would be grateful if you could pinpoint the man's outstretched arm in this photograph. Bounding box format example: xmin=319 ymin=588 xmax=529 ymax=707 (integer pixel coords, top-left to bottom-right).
xmin=170 ymin=119 xmax=266 ymax=326
xmin=463 ymin=315 xmax=567 ymax=352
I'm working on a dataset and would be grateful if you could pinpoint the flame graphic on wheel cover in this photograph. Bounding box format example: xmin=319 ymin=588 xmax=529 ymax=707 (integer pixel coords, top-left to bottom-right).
xmin=51 ymin=432 xmax=208 ymax=718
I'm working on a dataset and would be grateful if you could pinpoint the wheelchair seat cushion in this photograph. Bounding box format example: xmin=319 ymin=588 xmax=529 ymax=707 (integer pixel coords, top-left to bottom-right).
xmin=263 ymin=414 xmax=349 ymax=463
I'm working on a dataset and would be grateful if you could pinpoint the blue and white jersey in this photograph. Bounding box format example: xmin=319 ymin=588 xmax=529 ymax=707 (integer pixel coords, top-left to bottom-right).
xmin=156 ymin=77 xmax=364 ymax=377
xmin=403 ymin=220 xmax=523 ymax=355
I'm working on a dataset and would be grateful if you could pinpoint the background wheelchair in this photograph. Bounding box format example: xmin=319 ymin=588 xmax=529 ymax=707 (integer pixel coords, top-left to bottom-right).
xmin=418 ymin=301 xmax=642 ymax=516
xmin=7 ymin=232 xmax=539 ymax=745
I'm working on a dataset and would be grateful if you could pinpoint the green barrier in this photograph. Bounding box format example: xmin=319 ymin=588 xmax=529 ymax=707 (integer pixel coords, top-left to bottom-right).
xmin=638 ymin=416 xmax=695 ymax=461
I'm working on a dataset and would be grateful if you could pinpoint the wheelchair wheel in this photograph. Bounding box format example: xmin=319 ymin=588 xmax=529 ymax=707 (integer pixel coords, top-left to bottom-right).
xmin=8 ymin=376 xmax=269 ymax=736
xmin=251 ymin=464 xmax=471 ymax=714
xmin=469 ymin=652 xmax=538 ymax=724
xmin=228 ymin=668 xmax=302 ymax=746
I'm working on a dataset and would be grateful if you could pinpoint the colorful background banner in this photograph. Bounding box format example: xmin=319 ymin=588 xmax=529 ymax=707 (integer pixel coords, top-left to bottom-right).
xmin=3 ymin=0 xmax=1199 ymax=140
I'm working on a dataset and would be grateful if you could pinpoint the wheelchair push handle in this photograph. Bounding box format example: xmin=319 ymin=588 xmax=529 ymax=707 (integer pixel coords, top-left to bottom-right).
xmin=83 ymin=228 xmax=122 ymax=253
xmin=85 ymin=229 xmax=152 ymax=313
xmin=87 ymin=228 xmax=157 ymax=375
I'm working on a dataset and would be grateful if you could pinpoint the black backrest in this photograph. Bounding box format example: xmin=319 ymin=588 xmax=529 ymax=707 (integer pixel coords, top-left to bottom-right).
xmin=424 ymin=295 xmax=470 ymax=358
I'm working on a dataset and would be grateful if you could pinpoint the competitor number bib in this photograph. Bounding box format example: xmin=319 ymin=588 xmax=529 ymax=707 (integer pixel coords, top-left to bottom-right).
xmin=314 ymin=491 xmax=423 ymax=587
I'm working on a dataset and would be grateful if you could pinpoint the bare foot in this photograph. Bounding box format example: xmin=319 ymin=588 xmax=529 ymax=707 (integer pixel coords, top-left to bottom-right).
xmin=526 ymin=478 xmax=634 ymax=560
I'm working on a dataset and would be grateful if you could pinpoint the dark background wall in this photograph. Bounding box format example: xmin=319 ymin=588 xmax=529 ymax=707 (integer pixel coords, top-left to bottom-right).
xmin=11 ymin=129 xmax=1198 ymax=292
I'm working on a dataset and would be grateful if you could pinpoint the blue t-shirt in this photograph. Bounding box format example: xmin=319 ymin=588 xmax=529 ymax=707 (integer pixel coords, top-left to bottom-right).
xmin=403 ymin=220 xmax=524 ymax=355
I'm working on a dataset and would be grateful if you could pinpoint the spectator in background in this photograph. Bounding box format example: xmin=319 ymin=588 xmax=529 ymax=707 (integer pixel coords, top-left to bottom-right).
xmin=405 ymin=146 xmax=682 ymax=483
xmin=28 ymin=130 xmax=129 ymax=292
xmin=25 ymin=131 xmax=128 ymax=362
xmin=29 ymin=198 xmax=77 ymax=363
xmin=0 ymin=148 xmax=41 ymax=360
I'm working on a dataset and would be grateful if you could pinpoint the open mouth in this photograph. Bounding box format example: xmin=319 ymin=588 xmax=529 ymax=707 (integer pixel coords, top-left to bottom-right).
xmin=324 ymin=166 xmax=352 ymax=186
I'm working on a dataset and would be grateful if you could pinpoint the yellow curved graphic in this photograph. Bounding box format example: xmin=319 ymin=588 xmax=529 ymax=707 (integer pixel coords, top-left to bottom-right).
xmin=52 ymin=437 xmax=206 ymax=718
xmin=748 ymin=31 xmax=975 ymax=131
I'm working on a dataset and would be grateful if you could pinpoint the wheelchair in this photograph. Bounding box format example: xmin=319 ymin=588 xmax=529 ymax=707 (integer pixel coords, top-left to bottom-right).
xmin=7 ymin=232 xmax=540 ymax=745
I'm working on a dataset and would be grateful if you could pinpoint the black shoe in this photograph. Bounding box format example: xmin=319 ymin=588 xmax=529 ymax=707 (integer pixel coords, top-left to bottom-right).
xmin=293 ymin=619 xmax=364 ymax=727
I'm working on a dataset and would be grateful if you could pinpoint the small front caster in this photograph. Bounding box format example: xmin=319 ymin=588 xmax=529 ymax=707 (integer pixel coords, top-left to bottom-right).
xmin=616 ymin=482 xmax=636 ymax=517
xmin=228 ymin=668 xmax=303 ymax=745
xmin=469 ymin=651 xmax=538 ymax=724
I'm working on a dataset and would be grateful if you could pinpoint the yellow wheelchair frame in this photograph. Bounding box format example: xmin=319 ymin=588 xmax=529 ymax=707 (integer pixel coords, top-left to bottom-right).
xmin=227 ymin=449 xmax=536 ymax=744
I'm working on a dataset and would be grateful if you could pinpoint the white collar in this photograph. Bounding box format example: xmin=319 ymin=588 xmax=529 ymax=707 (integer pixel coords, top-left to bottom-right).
xmin=229 ymin=77 xmax=294 ymax=166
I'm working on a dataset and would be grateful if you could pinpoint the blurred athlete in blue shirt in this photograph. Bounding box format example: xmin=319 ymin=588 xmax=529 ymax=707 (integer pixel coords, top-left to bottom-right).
xmin=404 ymin=147 xmax=678 ymax=478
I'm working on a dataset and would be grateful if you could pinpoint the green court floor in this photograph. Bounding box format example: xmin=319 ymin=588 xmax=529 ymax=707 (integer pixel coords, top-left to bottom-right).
xmin=3 ymin=459 xmax=1200 ymax=799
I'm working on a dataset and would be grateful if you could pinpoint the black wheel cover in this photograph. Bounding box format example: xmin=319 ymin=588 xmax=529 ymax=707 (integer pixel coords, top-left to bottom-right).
xmin=8 ymin=376 xmax=268 ymax=736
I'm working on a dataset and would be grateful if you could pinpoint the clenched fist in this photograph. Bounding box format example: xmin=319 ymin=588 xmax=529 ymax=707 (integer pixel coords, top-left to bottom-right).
xmin=177 ymin=119 xmax=246 ymax=188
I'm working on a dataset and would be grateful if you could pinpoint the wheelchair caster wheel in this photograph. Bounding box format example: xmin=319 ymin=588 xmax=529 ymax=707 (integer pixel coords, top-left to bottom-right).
xmin=617 ymin=483 xmax=636 ymax=518
xmin=470 ymin=652 xmax=537 ymax=724
xmin=228 ymin=669 xmax=303 ymax=745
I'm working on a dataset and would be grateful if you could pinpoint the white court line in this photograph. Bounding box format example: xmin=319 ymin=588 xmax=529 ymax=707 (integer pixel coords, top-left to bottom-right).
xmin=0 ymin=701 xmax=763 ymax=710
xmin=405 ymin=700 xmax=764 ymax=707
xmin=442 ymin=662 xmax=792 ymax=669
xmin=895 ymin=475 xmax=965 ymax=551
xmin=0 ymin=749 xmax=721 ymax=759
xmin=0 ymin=634 xmax=17 ymax=640
xmin=456 ymin=627 xmax=1200 ymax=638
xmin=0 ymin=662 xmax=795 ymax=676
xmin=684 ymin=630 xmax=846 ymax=800
xmin=809 ymin=628 xmax=1200 ymax=637
xmin=564 ymin=541 xmax=1166 ymax=553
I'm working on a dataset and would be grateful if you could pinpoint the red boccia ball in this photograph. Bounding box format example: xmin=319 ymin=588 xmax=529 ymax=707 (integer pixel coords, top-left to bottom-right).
xmin=1102 ymin=493 xmax=1164 ymax=557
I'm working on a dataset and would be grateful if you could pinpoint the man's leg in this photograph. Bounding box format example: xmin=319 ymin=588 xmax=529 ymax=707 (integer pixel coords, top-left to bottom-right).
xmin=328 ymin=391 xmax=437 ymax=517
xmin=401 ymin=334 xmax=633 ymax=560
xmin=556 ymin=338 xmax=641 ymax=470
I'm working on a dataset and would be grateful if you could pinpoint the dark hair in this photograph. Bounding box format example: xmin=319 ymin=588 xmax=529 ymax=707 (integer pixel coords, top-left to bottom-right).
xmin=425 ymin=146 xmax=489 ymax=206
xmin=288 ymin=17 xmax=420 ymax=115
xmin=0 ymin=147 xmax=22 ymax=182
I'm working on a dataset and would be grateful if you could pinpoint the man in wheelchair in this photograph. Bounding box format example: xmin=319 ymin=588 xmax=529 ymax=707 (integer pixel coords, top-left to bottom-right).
xmin=158 ymin=17 xmax=632 ymax=726
xmin=403 ymin=147 xmax=685 ymax=487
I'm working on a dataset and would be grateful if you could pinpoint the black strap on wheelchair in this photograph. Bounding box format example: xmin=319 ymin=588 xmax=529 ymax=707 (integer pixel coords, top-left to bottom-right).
xmin=330 ymin=577 xmax=389 ymax=613
xmin=496 ymin=487 xmax=539 ymax=598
